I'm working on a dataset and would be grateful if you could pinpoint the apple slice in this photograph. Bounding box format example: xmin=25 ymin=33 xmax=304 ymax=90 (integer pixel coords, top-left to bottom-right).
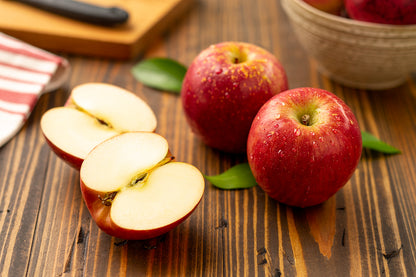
xmin=80 ymin=132 xmax=205 ymax=240
xmin=40 ymin=83 xmax=157 ymax=169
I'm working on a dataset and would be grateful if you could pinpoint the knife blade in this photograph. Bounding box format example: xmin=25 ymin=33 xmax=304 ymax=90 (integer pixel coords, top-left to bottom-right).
xmin=11 ymin=0 xmax=129 ymax=26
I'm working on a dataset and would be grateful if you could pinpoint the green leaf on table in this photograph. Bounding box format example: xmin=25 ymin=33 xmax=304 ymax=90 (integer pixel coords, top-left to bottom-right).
xmin=205 ymin=163 xmax=257 ymax=190
xmin=131 ymin=57 xmax=187 ymax=93
xmin=361 ymin=131 xmax=401 ymax=154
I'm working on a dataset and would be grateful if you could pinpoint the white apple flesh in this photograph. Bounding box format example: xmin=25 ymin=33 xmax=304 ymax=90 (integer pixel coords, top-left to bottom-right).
xmin=80 ymin=132 xmax=205 ymax=240
xmin=40 ymin=83 xmax=157 ymax=169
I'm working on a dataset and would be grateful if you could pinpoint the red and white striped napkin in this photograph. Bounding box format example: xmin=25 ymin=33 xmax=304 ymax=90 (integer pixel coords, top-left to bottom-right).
xmin=0 ymin=32 xmax=69 ymax=147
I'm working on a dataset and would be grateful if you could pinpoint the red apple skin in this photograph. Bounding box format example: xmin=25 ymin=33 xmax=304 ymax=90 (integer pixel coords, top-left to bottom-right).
xmin=344 ymin=0 xmax=416 ymax=25
xmin=247 ymin=87 xmax=362 ymax=208
xmin=43 ymin=136 xmax=83 ymax=170
xmin=80 ymin=170 xmax=201 ymax=240
xmin=181 ymin=42 xmax=288 ymax=153
xmin=303 ymin=0 xmax=344 ymax=14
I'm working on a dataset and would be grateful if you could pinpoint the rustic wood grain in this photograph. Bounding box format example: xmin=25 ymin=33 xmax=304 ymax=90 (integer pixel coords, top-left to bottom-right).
xmin=0 ymin=0 xmax=415 ymax=276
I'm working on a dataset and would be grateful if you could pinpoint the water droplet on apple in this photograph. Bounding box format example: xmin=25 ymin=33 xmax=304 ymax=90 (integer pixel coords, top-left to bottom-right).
xmin=278 ymin=149 xmax=285 ymax=157
xmin=275 ymin=114 xmax=281 ymax=119
xmin=215 ymin=68 xmax=223 ymax=74
xmin=333 ymin=114 xmax=341 ymax=121
xmin=318 ymin=136 xmax=324 ymax=141
xmin=294 ymin=129 xmax=301 ymax=136
xmin=232 ymin=82 xmax=238 ymax=88
xmin=310 ymin=131 xmax=315 ymax=136
xmin=281 ymin=102 xmax=286 ymax=106
xmin=332 ymin=129 xmax=338 ymax=134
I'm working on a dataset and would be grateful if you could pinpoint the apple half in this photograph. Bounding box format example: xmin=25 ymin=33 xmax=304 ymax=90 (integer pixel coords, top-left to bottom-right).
xmin=80 ymin=132 xmax=205 ymax=240
xmin=40 ymin=83 xmax=157 ymax=169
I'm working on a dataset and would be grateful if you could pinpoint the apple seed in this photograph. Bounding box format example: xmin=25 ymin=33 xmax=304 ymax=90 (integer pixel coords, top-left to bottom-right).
xmin=129 ymin=156 xmax=175 ymax=187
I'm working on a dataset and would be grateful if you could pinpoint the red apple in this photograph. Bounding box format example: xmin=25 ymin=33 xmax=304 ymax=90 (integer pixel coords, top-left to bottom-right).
xmin=80 ymin=132 xmax=205 ymax=240
xmin=303 ymin=0 xmax=344 ymax=14
xmin=344 ymin=0 xmax=416 ymax=25
xmin=181 ymin=41 xmax=288 ymax=153
xmin=247 ymin=87 xmax=362 ymax=207
xmin=40 ymin=83 xmax=157 ymax=169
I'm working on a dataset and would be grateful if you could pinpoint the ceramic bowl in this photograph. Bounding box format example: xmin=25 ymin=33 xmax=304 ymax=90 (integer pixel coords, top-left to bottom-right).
xmin=281 ymin=0 xmax=416 ymax=90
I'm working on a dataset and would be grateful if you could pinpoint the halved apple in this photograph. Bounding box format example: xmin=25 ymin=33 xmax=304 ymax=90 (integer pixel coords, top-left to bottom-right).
xmin=80 ymin=132 xmax=205 ymax=240
xmin=40 ymin=83 xmax=157 ymax=169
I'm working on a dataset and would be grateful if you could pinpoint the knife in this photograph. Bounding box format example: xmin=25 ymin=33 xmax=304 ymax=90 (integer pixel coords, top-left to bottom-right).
xmin=11 ymin=0 xmax=129 ymax=26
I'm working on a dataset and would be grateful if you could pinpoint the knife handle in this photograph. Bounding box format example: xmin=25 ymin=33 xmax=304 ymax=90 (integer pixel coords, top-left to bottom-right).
xmin=14 ymin=0 xmax=129 ymax=26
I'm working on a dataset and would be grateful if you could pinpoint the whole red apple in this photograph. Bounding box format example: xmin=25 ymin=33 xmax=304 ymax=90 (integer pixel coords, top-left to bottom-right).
xmin=344 ymin=0 xmax=416 ymax=25
xmin=303 ymin=0 xmax=344 ymax=14
xmin=181 ymin=42 xmax=288 ymax=153
xmin=247 ymin=87 xmax=362 ymax=208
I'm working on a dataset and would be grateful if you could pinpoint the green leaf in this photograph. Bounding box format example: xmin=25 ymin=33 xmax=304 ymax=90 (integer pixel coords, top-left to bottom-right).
xmin=131 ymin=57 xmax=187 ymax=93
xmin=204 ymin=163 xmax=257 ymax=190
xmin=361 ymin=131 xmax=401 ymax=154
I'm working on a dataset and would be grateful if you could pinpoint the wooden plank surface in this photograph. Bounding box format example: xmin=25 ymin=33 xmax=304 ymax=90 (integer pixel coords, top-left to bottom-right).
xmin=1 ymin=0 xmax=416 ymax=276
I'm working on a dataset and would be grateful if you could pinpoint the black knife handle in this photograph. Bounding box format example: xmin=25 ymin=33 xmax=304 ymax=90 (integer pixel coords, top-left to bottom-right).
xmin=14 ymin=0 xmax=129 ymax=26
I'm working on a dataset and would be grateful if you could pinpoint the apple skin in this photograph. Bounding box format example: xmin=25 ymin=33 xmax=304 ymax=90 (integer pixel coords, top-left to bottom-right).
xmin=181 ymin=41 xmax=288 ymax=153
xmin=303 ymin=0 xmax=344 ymax=14
xmin=344 ymin=0 xmax=416 ymax=25
xmin=80 ymin=179 xmax=202 ymax=240
xmin=247 ymin=87 xmax=362 ymax=208
xmin=43 ymin=136 xmax=84 ymax=170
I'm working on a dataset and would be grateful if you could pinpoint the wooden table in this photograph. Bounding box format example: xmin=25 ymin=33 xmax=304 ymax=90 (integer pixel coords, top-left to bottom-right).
xmin=1 ymin=0 xmax=415 ymax=276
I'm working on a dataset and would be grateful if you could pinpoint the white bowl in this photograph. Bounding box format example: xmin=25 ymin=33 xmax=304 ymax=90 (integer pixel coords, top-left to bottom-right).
xmin=281 ymin=0 xmax=416 ymax=90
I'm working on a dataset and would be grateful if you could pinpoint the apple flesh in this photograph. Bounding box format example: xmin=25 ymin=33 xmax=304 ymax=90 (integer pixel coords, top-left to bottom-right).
xmin=344 ymin=0 xmax=416 ymax=25
xmin=80 ymin=132 xmax=205 ymax=240
xmin=247 ymin=87 xmax=362 ymax=207
xmin=303 ymin=0 xmax=344 ymax=14
xmin=181 ymin=41 xmax=288 ymax=153
xmin=40 ymin=83 xmax=157 ymax=169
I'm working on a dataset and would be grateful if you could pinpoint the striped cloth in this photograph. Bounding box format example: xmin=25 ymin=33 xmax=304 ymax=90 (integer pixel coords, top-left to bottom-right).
xmin=0 ymin=32 xmax=69 ymax=147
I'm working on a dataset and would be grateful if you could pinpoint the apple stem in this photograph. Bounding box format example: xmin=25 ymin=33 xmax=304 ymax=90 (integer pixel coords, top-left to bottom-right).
xmin=301 ymin=114 xmax=311 ymax=126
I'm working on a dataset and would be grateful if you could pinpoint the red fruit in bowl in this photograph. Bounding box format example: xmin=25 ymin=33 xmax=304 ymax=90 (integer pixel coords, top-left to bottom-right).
xmin=344 ymin=0 xmax=416 ymax=25
xmin=247 ymin=87 xmax=362 ymax=208
xmin=181 ymin=41 xmax=288 ymax=153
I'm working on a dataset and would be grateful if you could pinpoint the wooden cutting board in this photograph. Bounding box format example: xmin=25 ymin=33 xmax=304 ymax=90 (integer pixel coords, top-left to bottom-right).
xmin=0 ymin=0 xmax=193 ymax=59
